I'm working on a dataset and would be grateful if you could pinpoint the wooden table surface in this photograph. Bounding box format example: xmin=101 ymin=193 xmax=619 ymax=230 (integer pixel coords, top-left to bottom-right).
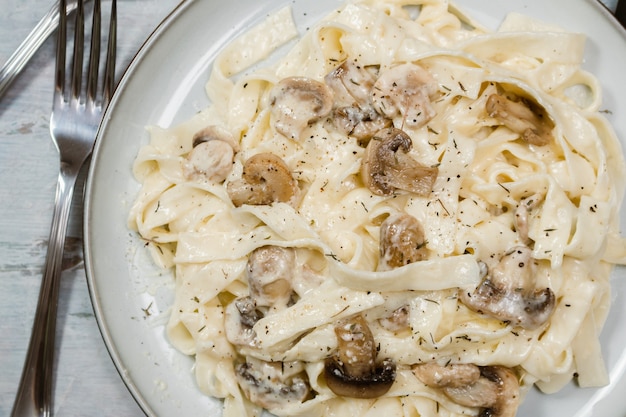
xmin=0 ymin=0 xmax=620 ymax=416
xmin=0 ymin=1 xmax=181 ymax=415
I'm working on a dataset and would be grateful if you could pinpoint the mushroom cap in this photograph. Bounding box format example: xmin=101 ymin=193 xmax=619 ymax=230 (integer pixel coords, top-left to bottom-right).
xmin=486 ymin=92 xmax=554 ymax=146
xmin=460 ymin=246 xmax=556 ymax=329
xmin=227 ymin=152 xmax=299 ymax=207
xmin=379 ymin=212 xmax=428 ymax=270
xmin=183 ymin=126 xmax=238 ymax=183
xmin=269 ymin=76 xmax=333 ymax=140
xmin=476 ymin=366 xmax=520 ymax=417
xmin=324 ymin=315 xmax=397 ymax=398
xmin=247 ymin=246 xmax=295 ymax=309
xmin=371 ymin=63 xmax=438 ymax=127
xmin=361 ymin=127 xmax=438 ymax=196
xmin=191 ymin=125 xmax=239 ymax=150
xmin=184 ymin=140 xmax=235 ymax=183
xmin=324 ymin=357 xmax=396 ymax=399
xmin=224 ymin=296 xmax=263 ymax=347
xmin=414 ymin=363 xmax=520 ymax=417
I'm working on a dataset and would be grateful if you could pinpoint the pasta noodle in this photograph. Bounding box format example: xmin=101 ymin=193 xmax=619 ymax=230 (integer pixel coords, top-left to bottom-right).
xmin=128 ymin=0 xmax=626 ymax=415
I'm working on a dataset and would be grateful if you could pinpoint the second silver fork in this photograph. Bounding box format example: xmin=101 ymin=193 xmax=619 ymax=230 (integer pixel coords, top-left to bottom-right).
xmin=11 ymin=1 xmax=117 ymax=416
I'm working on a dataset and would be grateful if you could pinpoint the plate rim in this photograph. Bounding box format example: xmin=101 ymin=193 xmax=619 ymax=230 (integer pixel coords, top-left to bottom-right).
xmin=83 ymin=0 xmax=626 ymax=416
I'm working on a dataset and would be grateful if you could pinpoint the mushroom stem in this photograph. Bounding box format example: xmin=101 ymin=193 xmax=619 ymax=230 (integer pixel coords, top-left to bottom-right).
xmin=371 ymin=63 xmax=438 ymax=127
xmin=324 ymin=315 xmax=396 ymax=398
xmin=269 ymin=77 xmax=333 ymax=140
xmin=236 ymin=357 xmax=311 ymax=409
xmin=514 ymin=193 xmax=544 ymax=245
xmin=334 ymin=315 xmax=377 ymax=378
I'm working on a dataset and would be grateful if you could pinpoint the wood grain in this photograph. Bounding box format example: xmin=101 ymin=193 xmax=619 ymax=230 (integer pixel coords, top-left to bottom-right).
xmin=0 ymin=1 xmax=180 ymax=415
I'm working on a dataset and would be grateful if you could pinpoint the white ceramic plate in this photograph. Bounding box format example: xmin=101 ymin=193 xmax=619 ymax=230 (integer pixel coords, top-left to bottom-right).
xmin=84 ymin=0 xmax=626 ymax=415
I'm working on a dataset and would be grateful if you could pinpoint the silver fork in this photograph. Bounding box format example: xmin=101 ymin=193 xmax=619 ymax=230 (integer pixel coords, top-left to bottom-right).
xmin=11 ymin=0 xmax=116 ymax=416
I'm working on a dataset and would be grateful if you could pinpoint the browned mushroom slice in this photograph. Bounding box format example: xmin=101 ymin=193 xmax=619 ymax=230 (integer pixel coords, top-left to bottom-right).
xmin=379 ymin=213 xmax=428 ymax=270
xmin=460 ymin=246 xmax=556 ymax=329
xmin=486 ymin=93 xmax=554 ymax=146
xmin=236 ymin=357 xmax=310 ymax=409
xmin=247 ymin=246 xmax=295 ymax=310
xmin=183 ymin=126 xmax=238 ymax=183
xmin=324 ymin=61 xmax=390 ymax=142
xmin=224 ymin=296 xmax=264 ymax=347
xmin=361 ymin=128 xmax=438 ymax=196
xmin=331 ymin=105 xmax=392 ymax=144
xmin=269 ymin=76 xmax=333 ymax=140
xmin=324 ymin=315 xmax=396 ymax=398
xmin=325 ymin=61 xmax=378 ymax=106
xmin=227 ymin=152 xmax=299 ymax=207
xmin=413 ymin=362 xmax=481 ymax=389
xmin=414 ymin=363 xmax=520 ymax=417
xmin=448 ymin=366 xmax=520 ymax=417
xmin=371 ymin=63 xmax=438 ymax=127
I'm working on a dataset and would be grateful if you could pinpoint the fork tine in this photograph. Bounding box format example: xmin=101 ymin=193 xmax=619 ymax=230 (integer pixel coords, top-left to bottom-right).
xmin=11 ymin=2 xmax=118 ymax=415
xmin=54 ymin=0 xmax=68 ymax=100
xmin=70 ymin=0 xmax=85 ymax=102
xmin=87 ymin=0 xmax=102 ymax=105
xmin=103 ymin=0 xmax=117 ymax=106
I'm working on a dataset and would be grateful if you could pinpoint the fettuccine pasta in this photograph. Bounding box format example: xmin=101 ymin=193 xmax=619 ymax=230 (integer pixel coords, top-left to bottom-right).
xmin=128 ymin=0 xmax=626 ymax=416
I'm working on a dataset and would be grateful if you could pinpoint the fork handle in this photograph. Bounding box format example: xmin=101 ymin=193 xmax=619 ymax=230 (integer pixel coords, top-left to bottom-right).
xmin=11 ymin=163 xmax=81 ymax=417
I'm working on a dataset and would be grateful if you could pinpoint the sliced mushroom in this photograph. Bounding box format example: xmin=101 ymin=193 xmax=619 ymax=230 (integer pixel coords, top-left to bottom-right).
xmin=269 ymin=76 xmax=333 ymax=140
xmin=325 ymin=61 xmax=378 ymax=105
xmin=413 ymin=362 xmax=481 ymax=389
xmin=379 ymin=213 xmax=428 ymax=271
xmin=371 ymin=63 xmax=438 ymax=128
xmin=324 ymin=314 xmax=396 ymax=398
xmin=514 ymin=193 xmax=544 ymax=244
xmin=324 ymin=61 xmax=390 ymax=142
xmin=183 ymin=126 xmax=238 ymax=183
xmin=486 ymin=93 xmax=554 ymax=146
xmin=247 ymin=246 xmax=296 ymax=310
xmin=331 ymin=105 xmax=391 ymax=144
xmin=227 ymin=152 xmax=299 ymax=207
xmin=460 ymin=246 xmax=556 ymax=329
xmin=224 ymin=296 xmax=264 ymax=347
xmin=414 ymin=363 xmax=520 ymax=417
xmin=361 ymin=127 xmax=438 ymax=196
xmin=379 ymin=305 xmax=410 ymax=333
xmin=236 ymin=357 xmax=310 ymax=409
xmin=448 ymin=366 xmax=519 ymax=417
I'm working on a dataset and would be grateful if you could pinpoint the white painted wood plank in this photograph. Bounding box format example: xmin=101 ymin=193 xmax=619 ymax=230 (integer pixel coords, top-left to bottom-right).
xmin=0 ymin=1 xmax=181 ymax=415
